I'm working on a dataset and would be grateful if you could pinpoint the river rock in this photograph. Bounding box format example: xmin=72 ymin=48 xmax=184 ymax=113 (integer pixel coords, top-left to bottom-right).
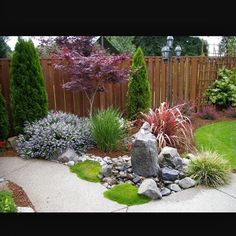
xmin=167 ymin=183 xmax=181 ymax=192
xmin=178 ymin=177 xmax=196 ymax=189
xmin=161 ymin=187 xmax=171 ymax=196
xmin=138 ymin=179 xmax=162 ymax=200
xmin=101 ymin=165 xmax=112 ymax=177
xmin=161 ymin=167 xmax=179 ymax=181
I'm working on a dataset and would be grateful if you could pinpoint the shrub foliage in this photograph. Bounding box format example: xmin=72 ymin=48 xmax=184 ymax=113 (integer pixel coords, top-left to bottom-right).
xmin=127 ymin=47 xmax=151 ymax=120
xmin=186 ymin=151 xmax=231 ymax=187
xmin=196 ymin=105 xmax=218 ymax=120
xmin=16 ymin=111 xmax=94 ymax=159
xmin=0 ymin=191 xmax=17 ymax=213
xmin=90 ymin=107 xmax=125 ymax=152
xmin=0 ymin=86 xmax=9 ymax=140
xmin=10 ymin=37 xmax=48 ymax=134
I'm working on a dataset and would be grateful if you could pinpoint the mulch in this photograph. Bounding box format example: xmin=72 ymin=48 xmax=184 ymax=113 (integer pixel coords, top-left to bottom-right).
xmin=7 ymin=181 xmax=36 ymax=211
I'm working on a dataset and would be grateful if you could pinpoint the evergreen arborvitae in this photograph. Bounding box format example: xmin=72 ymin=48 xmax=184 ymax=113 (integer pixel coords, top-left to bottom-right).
xmin=10 ymin=38 xmax=48 ymax=134
xmin=127 ymin=47 xmax=151 ymax=119
xmin=0 ymin=86 xmax=9 ymax=140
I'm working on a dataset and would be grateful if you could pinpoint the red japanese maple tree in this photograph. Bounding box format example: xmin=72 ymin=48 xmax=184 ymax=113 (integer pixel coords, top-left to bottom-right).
xmin=41 ymin=36 xmax=132 ymax=117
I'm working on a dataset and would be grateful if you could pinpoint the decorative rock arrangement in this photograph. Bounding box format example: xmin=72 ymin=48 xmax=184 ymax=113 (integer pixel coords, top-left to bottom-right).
xmin=55 ymin=122 xmax=196 ymax=201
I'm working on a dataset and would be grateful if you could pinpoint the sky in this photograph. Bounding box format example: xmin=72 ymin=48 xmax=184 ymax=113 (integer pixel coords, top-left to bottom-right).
xmin=6 ymin=36 xmax=223 ymax=55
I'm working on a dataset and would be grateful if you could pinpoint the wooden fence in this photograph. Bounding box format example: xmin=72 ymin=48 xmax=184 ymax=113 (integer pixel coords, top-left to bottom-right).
xmin=1 ymin=56 xmax=236 ymax=121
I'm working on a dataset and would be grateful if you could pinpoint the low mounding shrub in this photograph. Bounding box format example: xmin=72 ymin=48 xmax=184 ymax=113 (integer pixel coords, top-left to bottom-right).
xmin=0 ymin=191 xmax=17 ymax=213
xmin=142 ymin=102 xmax=193 ymax=151
xmin=90 ymin=107 xmax=125 ymax=152
xmin=16 ymin=111 xmax=94 ymax=159
xmin=186 ymin=151 xmax=231 ymax=187
xmin=224 ymin=106 xmax=236 ymax=118
xmin=196 ymin=105 xmax=217 ymax=120
xmin=206 ymin=67 xmax=236 ymax=109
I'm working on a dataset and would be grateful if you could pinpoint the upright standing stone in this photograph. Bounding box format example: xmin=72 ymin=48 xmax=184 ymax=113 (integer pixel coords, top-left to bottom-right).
xmin=131 ymin=122 xmax=160 ymax=177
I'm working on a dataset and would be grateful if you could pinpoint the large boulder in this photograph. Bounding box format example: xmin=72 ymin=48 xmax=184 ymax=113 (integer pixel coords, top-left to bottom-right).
xmin=57 ymin=148 xmax=79 ymax=163
xmin=131 ymin=122 xmax=160 ymax=177
xmin=138 ymin=179 xmax=162 ymax=200
xmin=158 ymin=146 xmax=183 ymax=170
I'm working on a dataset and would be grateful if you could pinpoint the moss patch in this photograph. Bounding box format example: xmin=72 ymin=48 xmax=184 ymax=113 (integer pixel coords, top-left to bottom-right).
xmin=70 ymin=160 xmax=101 ymax=183
xmin=104 ymin=183 xmax=150 ymax=206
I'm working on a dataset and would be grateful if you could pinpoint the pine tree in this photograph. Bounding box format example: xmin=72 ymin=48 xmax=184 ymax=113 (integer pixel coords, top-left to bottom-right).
xmin=0 ymin=86 xmax=9 ymax=140
xmin=10 ymin=38 xmax=48 ymax=134
xmin=127 ymin=47 xmax=151 ymax=119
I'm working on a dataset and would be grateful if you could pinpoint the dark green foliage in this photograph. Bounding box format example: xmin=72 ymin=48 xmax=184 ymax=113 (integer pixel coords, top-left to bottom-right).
xmin=0 ymin=37 xmax=11 ymax=58
xmin=0 ymin=86 xmax=9 ymax=140
xmin=132 ymin=36 xmax=208 ymax=56
xmin=0 ymin=191 xmax=17 ymax=213
xmin=10 ymin=38 xmax=48 ymax=134
xmin=127 ymin=47 xmax=151 ymax=119
xmin=90 ymin=107 xmax=125 ymax=152
xmin=206 ymin=67 xmax=236 ymax=109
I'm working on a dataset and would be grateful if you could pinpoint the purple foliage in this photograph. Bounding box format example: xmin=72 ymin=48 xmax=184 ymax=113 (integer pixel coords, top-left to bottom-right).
xmin=224 ymin=106 xmax=236 ymax=117
xmin=196 ymin=105 xmax=218 ymax=120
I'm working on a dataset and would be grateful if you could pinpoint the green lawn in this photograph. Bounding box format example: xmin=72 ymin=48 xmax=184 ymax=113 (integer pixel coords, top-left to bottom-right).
xmin=0 ymin=191 xmax=17 ymax=213
xmin=70 ymin=160 xmax=101 ymax=183
xmin=194 ymin=120 xmax=236 ymax=169
xmin=104 ymin=183 xmax=150 ymax=206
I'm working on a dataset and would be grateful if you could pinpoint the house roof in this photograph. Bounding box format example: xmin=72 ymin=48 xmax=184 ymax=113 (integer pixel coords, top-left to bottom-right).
xmin=95 ymin=36 xmax=120 ymax=54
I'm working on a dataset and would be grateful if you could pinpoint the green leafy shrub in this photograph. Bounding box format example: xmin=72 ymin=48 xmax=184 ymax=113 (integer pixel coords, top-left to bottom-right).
xmin=186 ymin=151 xmax=231 ymax=187
xmin=16 ymin=111 xmax=94 ymax=159
xmin=90 ymin=107 xmax=125 ymax=152
xmin=70 ymin=160 xmax=101 ymax=183
xmin=104 ymin=183 xmax=150 ymax=206
xmin=10 ymin=37 xmax=48 ymax=134
xmin=0 ymin=86 xmax=9 ymax=140
xmin=206 ymin=67 xmax=236 ymax=109
xmin=127 ymin=47 xmax=151 ymax=120
xmin=0 ymin=191 xmax=17 ymax=213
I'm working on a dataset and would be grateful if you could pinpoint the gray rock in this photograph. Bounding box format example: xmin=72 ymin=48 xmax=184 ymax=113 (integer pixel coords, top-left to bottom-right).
xmin=101 ymin=165 xmax=112 ymax=177
xmin=7 ymin=136 xmax=17 ymax=149
xmin=161 ymin=187 xmax=171 ymax=196
xmin=112 ymin=170 xmax=119 ymax=175
xmin=161 ymin=167 xmax=179 ymax=181
xmin=127 ymin=168 xmax=132 ymax=173
xmin=67 ymin=161 xmax=75 ymax=166
xmin=138 ymin=179 xmax=162 ymax=200
xmin=0 ymin=177 xmax=5 ymax=183
xmin=182 ymin=158 xmax=190 ymax=166
xmin=178 ymin=177 xmax=196 ymax=189
xmin=158 ymin=146 xmax=183 ymax=170
xmin=132 ymin=176 xmax=141 ymax=184
xmin=131 ymin=122 xmax=160 ymax=177
xmin=174 ymin=180 xmax=180 ymax=184
xmin=163 ymin=180 xmax=173 ymax=185
xmin=179 ymin=171 xmax=185 ymax=179
xmin=57 ymin=148 xmax=79 ymax=163
xmin=116 ymin=166 xmax=125 ymax=171
xmin=167 ymin=184 xmax=181 ymax=192
xmin=119 ymin=171 xmax=127 ymax=178
xmin=126 ymin=180 xmax=133 ymax=185
xmin=103 ymin=177 xmax=117 ymax=186
xmin=185 ymin=153 xmax=195 ymax=159
xmin=17 ymin=207 xmax=34 ymax=213
xmin=102 ymin=182 xmax=109 ymax=188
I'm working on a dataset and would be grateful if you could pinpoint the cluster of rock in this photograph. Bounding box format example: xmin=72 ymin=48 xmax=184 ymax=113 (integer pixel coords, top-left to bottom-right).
xmin=55 ymin=122 xmax=196 ymax=201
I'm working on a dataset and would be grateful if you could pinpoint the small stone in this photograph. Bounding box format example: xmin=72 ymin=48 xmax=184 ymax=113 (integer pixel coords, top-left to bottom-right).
xmin=174 ymin=180 xmax=180 ymax=184
xmin=101 ymin=165 xmax=112 ymax=177
xmin=138 ymin=179 xmax=162 ymax=200
xmin=112 ymin=158 xmax=118 ymax=162
xmin=126 ymin=173 xmax=134 ymax=180
xmin=103 ymin=177 xmax=117 ymax=185
xmin=102 ymin=182 xmax=109 ymax=188
xmin=167 ymin=184 xmax=181 ymax=192
xmin=161 ymin=187 xmax=171 ymax=196
xmin=161 ymin=167 xmax=179 ymax=181
xmin=127 ymin=168 xmax=132 ymax=173
xmin=163 ymin=180 xmax=173 ymax=185
xmin=126 ymin=180 xmax=133 ymax=185
xmin=178 ymin=177 xmax=196 ymax=189
xmin=112 ymin=170 xmax=119 ymax=175
xmin=67 ymin=161 xmax=75 ymax=166
xmin=116 ymin=166 xmax=125 ymax=171
xmin=119 ymin=171 xmax=127 ymax=178
xmin=185 ymin=153 xmax=195 ymax=159
xmin=179 ymin=171 xmax=185 ymax=179
xmin=0 ymin=178 xmax=5 ymax=183
xmin=132 ymin=176 xmax=141 ymax=184
xmin=182 ymin=158 xmax=190 ymax=166
xmin=17 ymin=207 xmax=34 ymax=213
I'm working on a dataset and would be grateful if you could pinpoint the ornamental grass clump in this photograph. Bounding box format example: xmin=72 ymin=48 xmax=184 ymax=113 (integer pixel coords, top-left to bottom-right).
xmin=186 ymin=151 xmax=231 ymax=187
xmin=90 ymin=107 xmax=125 ymax=152
xmin=142 ymin=102 xmax=193 ymax=152
xmin=16 ymin=111 xmax=94 ymax=159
